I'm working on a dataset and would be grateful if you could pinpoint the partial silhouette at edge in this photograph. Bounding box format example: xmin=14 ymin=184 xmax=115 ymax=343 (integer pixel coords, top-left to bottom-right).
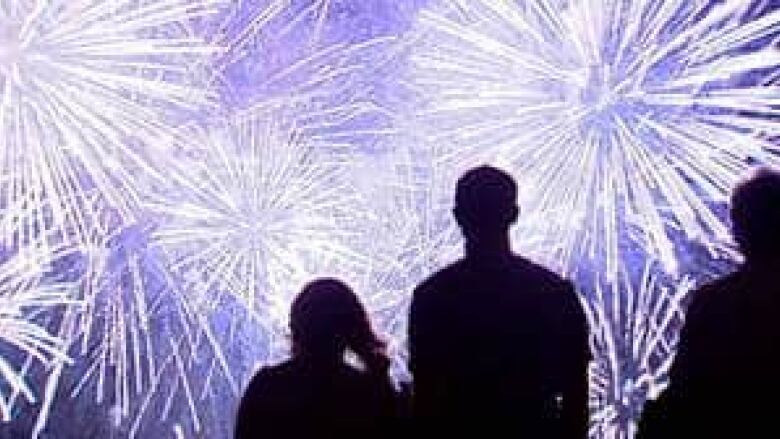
xmin=638 ymin=168 xmax=780 ymax=438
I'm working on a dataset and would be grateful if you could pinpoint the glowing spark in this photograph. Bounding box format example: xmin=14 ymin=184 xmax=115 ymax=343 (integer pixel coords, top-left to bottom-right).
xmin=30 ymin=202 xmax=240 ymax=436
xmin=146 ymin=113 xmax=365 ymax=352
xmin=409 ymin=0 xmax=780 ymax=280
xmin=0 ymin=243 xmax=76 ymax=423
xmin=584 ymin=264 xmax=692 ymax=439
xmin=0 ymin=0 xmax=224 ymax=245
xmin=64 ymin=224 xmax=179 ymax=426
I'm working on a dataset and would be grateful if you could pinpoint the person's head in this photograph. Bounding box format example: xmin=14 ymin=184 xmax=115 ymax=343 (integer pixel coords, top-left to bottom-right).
xmin=290 ymin=278 xmax=387 ymax=370
xmin=731 ymin=168 xmax=780 ymax=263
xmin=454 ymin=166 xmax=519 ymax=241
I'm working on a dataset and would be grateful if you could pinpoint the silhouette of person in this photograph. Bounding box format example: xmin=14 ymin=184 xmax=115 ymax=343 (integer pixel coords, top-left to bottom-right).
xmin=408 ymin=166 xmax=589 ymax=438
xmin=236 ymin=278 xmax=398 ymax=439
xmin=638 ymin=169 xmax=780 ymax=439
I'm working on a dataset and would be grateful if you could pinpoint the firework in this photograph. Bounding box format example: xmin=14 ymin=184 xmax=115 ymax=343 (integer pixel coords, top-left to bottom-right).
xmin=145 ymin=113 xmax=365 ymax=358
xmin=408 ymin=0 xmax=780 ymax=279
xmin=18 ymin=202 xmax=246 ymax=438
xmin=0 ymin=0 xmax=224 ymax=245
xmin=584 ymin=263 xmax=692 ymax=438
xmin=0 ymin=242 xmax=75 ymax=423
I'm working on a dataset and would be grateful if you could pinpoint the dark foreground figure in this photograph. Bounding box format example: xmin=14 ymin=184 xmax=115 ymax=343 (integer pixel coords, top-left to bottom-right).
xmin=236 ymin=279 xmax=398 ymax=439
xmin=409 ymin=166 xmax=589 ymax=438
xmin=639 ymin=169 xmax=780 ymax=438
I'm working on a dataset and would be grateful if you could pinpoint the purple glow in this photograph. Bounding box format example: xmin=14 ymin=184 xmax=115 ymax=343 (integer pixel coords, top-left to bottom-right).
xmin=0 ymin=1 xmax=778 ymax=438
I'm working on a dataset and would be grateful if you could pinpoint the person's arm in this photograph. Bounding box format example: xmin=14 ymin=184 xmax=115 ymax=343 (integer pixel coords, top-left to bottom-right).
xmin=559 ymin=283 xmax=590 ymax=438
xmin=234 ymin=385 xmax=254 ymax=439
xmin=637 ymin=287 xmax=709 ymax=438
xmin=235 ymin=371 xmax=272 ymax=439
xmin=408 ymin=286 xmax=440 ymax=419
xmin=407 ymin=288 xmax=424 ymax=378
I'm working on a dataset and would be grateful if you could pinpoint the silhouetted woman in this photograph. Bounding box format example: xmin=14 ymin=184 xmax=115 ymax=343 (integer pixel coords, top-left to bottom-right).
xmin=236 ymin=278 xmax=397 ymax=438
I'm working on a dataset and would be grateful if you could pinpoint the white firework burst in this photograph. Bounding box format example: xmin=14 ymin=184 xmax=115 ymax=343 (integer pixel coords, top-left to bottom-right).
xmin=0 ymin=0 xmax=224 ymax=245
xmin=0 ymin=242 xmax=75 ymax=424
xmin=213 ymin=0 xmax=335 ymax=71
xmin=146 ymin=113 xmax=364 ymax=358
xmin=584 ymin=263 xmax=692 ymax=439
xmin=23 ymin=202 xmax=244 ymax=438
xmin=330 ymin=148 xmax=463 ymax=380
xmin=408 ymin=0 xmax=780 ymax=279
xmin=211 ymin=0 xmax=398 ymax=148
xmin=65 ymin=225 xmax=195 ymax=428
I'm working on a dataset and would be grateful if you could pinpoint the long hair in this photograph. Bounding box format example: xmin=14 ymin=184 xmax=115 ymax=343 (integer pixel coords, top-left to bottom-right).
xmin=290 ymin=278 xmax=388 ymax=374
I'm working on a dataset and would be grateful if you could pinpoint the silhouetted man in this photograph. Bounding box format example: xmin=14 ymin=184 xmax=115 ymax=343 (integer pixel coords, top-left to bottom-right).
xmin=638 ymin=169 xmax=780 ymax=439
xmin=408 ymin=166 xmax=589 ymax=437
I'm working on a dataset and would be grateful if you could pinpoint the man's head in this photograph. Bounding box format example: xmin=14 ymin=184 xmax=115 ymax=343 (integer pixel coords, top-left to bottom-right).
xmin=731 ymin=168 xmax=780 ymax=263
xmin=454 ymin=166 xmax=519 ymax=239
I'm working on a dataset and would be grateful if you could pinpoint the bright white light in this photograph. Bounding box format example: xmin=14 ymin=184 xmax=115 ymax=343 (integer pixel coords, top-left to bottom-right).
xmin=0 ymin=243 xmax=76 ymax=423
xmin=584 ymin=265 xmax=692 ymax=438
xmin=0 ymin=0 xmax=224 ymax=245
xmin=409 ymin=0 xmax=780 ymax=279
xmin=146 ymin=113 xmax=365 ymax=358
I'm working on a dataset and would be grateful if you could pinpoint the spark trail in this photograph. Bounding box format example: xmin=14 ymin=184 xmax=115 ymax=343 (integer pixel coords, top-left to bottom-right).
xmin=0 ymin=242 xmax=75 ymax=423
xmin=409 ymin=0 xmax=780 ymax=279
xmin=146 ymin=113 xmax=365 ymax=358
xmin=584 ymin=264 xmax=692 ymax=438
xmin=0 ymin=0 xmax=224 ymax=245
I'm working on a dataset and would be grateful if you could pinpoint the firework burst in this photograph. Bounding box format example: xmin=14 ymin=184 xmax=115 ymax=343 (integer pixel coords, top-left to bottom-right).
xmin=408 ymin=0 xmax=780 ymax=279
xmin=19 ymin=201 xmax=246 ymax=438
xmin=0 ymin=0 xmax=224 ymax=245
xmin=0 ymin=242 xmax=75 ymax=423
xmin=145 ymin=112 xmax=365 ymax=358
xmin=584 ymin=263 xmax=692 ymax=438
xmin=63 ymin=223 xmax=192 ymax=428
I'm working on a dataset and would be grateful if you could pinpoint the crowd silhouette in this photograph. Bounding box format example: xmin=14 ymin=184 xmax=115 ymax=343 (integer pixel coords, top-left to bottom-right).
xmin=236 ymin=166 xmax=780 ymax=438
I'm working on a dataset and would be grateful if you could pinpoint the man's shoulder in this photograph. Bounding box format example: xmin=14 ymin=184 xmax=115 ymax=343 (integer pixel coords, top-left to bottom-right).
xmin=507 ymin=258 xmax=585 ymax=324
xmin=241 ymin=360 xmax=297 ymax=408
xmin=412 ymin=257 xmax=575 ymax=302
xmin=511 ymin=256 xmax=572 ymax=289
xmin=412 ymin=260 xmax=467 ymax=297
xmin=248 ymin=360 xmax=295 ymax=386
xmin=686 ymin=270 xmax=747 ymax=322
